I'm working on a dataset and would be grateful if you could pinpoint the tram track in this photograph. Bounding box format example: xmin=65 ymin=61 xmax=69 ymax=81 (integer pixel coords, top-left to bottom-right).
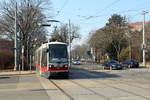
xmin=125 ymin=82 xmax=150 ymax=91
xmin=78 ymin=70 xmax=150 ymax=100
xmin=49 ymin=79 xmax=111 ymax=100
xmin=69 ymin=80 xmax=110 ymax=100
xmin=105 ymin=78 xmax=150 ymax=93
xmin=48 ymin=72 xmax=111 ymax=100
xmin=49 ymin=80 xmax=74 ymax=100
xmin=69 ymin=74 xmax=150 ymax=100
xmin=40 ymin=68 xmax=150 ymax=100
xmin=93 ymin=79 xmax=150 ymax=100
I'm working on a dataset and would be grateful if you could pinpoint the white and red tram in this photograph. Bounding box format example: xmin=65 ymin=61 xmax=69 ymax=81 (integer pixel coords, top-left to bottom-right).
xmin=34 ymin=42 xmax=69 ymax=78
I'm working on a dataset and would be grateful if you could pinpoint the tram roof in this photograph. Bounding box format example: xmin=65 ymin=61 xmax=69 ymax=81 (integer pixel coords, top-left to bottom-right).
xmin=37 ymin=42 xmax=67 ymax=51
xmin=46 ymin=41 xmax=67 ymax=45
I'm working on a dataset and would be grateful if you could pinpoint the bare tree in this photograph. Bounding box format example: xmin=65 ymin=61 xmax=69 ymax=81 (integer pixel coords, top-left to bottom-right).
xmin=0 ymin=0 xmax=52 ymax=69
xmin=72 ymin=44 xmax=89 ymax=59
xmin=89 ymin=14 xmax=128 ymax=61
xmin=51 ymin=23 xmax=80 ymax=44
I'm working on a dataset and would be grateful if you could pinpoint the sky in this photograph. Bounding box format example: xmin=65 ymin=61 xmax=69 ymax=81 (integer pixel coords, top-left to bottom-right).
xmin=49 ymin=0 xmax=150 ymax=46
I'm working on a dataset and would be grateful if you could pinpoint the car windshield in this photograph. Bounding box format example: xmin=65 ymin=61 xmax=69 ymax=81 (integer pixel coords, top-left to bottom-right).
xmin=49 ymin=44 xmax=68 ymax=63
xmin=74 ymin=59 xmax=80 ymax=61
xmin=125 ymin=60 xmax=137 ymax=63
xmin=130 ymin=60 xmax=137 ymax=62
xmin=108 ymin=60 xmax=119 ymax=64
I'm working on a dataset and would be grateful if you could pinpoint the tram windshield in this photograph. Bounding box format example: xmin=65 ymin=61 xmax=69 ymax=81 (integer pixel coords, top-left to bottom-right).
xmin=49 ymin=44 xmax=68 ymax=63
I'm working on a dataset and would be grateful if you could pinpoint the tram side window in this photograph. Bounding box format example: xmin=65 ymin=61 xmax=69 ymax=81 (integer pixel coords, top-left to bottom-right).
xmin=36 ymin=53 xmax=38 ymax=64
xmin=36 ymin=52 xmax=38 ymax=64
xmin=34 ymin=52 xmax=37 ymax=64
xmin=41 ymin=48 xmax=47 ymax=67
xmin=38 ymin=50 xmax=40 ymax=65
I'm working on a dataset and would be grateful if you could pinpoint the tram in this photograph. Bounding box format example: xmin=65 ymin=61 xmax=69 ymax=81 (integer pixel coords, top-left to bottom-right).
xmin=34 ymin=42 xmax=69 ymax=78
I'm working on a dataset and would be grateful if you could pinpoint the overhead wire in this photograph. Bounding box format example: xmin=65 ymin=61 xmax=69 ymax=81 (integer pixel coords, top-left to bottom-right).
xmin=77 ymin=8 xmax=150 ymax=26
xmin=78 ymin=6 xmax=150 ymax=22
xmin=117 ymin=6 xmax=150 ymax=14
xmin=79 ymin=0 xmax=122 ymax=20
xmin=78 ymin=1 xmax=150 ymax=21
xmin=55 ymin=0 xmax=69 ymax=17
xmin=95 ymin=0 xmax=121 ymax=15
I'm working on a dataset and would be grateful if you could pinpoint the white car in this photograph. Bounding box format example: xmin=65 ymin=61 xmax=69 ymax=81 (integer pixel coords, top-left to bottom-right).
xmin=72 ymin=59 xmax=81 ymax=65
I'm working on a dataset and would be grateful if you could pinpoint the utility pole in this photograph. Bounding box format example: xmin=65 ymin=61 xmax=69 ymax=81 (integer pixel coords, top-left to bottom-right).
xmin=141 ymin=11 xmax=148 ymax=67
xmin=14 ymin=2 xmax=17 ymax=71
xmin=125 ymin=30 xmax=131 ymax=60
xmin=69 ymin=19 xmax=71 ymax=68
xmin=30 ymin=51 xmax=32 ymax=72
xmin=129 ymin=38 xmax=131 ymax=60
xmin=22 ymin=46 xmax=24 ymax=71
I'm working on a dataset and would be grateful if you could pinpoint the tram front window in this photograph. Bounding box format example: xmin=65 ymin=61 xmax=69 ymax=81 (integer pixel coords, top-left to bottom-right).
xmin=49 ymin=44 xmax=68 ymax=63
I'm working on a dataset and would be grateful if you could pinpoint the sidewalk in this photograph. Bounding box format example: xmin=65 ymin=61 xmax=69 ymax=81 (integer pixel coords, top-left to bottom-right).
xmin=140 ymin=63 xmax=150 ymax=68
xmin=0 ymin=71 xmax=36 ymax=76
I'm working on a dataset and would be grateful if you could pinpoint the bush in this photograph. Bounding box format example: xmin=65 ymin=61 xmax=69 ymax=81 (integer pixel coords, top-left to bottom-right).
xmin=0 ymin=39 xmax=14 ymax=69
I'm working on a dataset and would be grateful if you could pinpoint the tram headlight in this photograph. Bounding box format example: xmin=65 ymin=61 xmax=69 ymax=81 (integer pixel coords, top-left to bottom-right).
xmin=63 ymin=65 xmax=68 ymax=67
xmin=51 ymin=65 xmax=54 ymax=67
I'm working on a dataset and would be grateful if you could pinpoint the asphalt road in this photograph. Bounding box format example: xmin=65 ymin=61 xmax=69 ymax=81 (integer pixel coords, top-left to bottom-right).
xmin=0 ymin=65 xmax=150 ymax=100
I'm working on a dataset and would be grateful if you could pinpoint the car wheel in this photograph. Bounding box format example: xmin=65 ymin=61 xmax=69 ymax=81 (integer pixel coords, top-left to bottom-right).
xmin=128 ymin=65 xmax=131 ymax=68
xmin=123 ymin=66 xmax=127 ymax=70
xmin=110 ymin=66 xmax=112 ymax=70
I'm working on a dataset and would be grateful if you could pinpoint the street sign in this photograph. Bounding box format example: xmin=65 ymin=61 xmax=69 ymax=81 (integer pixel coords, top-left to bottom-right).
xmin=20 ymin=56 xmax=25 ymax=60
xmin=141 ymin=43 xmax=147 ymax=50
xmin=144 ymin=48 xmax=149 ymax=53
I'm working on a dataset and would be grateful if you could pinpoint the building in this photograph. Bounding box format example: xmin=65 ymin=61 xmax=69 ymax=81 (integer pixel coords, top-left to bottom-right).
xmin=129 ymin=21 xmax=150 ymax=31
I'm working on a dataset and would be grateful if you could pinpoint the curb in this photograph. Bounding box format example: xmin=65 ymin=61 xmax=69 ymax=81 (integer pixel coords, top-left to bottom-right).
xmin=0 ymin=71 xmax=36 ymax=76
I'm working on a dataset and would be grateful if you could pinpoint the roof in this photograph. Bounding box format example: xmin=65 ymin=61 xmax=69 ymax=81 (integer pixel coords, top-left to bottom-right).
xmin=129 ymin=21 xmax=150 ymax=25
xmin=46 ymin=41 xmax=67 ymax=45
xmin=128 ymin=21 xmax=150 ymax=31
xmin=36 ymin=41 xmax=67 ymax=51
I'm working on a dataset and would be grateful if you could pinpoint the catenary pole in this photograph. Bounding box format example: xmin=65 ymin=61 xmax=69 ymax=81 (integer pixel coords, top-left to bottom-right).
xmin=141 ymin=11 xmax=148 ymax=67
xmin=69 ymin=19 xmax=71 ymax=68
xmin=14 ymin=2 xmax=17 ymax=71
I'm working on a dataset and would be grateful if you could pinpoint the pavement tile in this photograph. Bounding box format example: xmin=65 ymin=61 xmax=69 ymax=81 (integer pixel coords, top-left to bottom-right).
xmin=111 ymin=96 xmax=149 ymax=100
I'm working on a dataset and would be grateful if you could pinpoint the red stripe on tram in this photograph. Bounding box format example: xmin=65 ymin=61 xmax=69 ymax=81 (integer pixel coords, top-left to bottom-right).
xmin=35 ymin=64 xmax=68 ymax=71
xmin=35 ymin=64 xmax=48 ymax=72
xmin=48 ymin=67 xmax=68 ymax=71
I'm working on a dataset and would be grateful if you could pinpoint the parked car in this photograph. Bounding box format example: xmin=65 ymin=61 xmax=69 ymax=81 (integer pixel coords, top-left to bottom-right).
xmin=122 ymin=59 xmax=139 ymax=68
xmin=103 ymin=60 xmax=123 ymax=70
xmin=72 ymin=59 xmax=81 ymax=65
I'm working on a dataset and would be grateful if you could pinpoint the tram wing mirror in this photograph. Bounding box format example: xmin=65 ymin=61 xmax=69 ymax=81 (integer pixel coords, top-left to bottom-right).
xmin=43 ymin=49 xmax=49 ymax=53
xmin=46 ymin=49 xmax=49 ymax=53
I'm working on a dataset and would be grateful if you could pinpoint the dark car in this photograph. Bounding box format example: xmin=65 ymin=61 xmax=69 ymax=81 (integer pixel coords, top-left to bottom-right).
xmin=122 ymin=59 xmax=139 ymax=68
xmin=103 ymin=60 xmax=123 ymax=70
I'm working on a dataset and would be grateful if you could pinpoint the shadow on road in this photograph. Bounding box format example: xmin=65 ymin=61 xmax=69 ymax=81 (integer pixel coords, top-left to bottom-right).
xmin=50 ymin=67 xmax=120 ymax=80
xmin=136 ymin=66 xmax=147 ymax=69
xmin=69 ymin=67 xmax=120 ymax=79
xmin=30 ymin=88 xmax=57 ymax=92
xmin=0 ymin=76 xmax=10 ymax=79
xmin=0 ymin=75 xmax=19 ymax=84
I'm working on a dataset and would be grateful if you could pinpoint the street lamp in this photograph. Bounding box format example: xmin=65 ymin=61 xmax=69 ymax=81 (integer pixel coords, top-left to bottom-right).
xmin=40 ymin=20 xmax=61 ymax=42
xmin=141 ymin=10 xmax=148 ymax=67
xmin=40 ymin=24 xmax=51 ymax=27
xmin=47 ymin=20 xmax=60 ymax=23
